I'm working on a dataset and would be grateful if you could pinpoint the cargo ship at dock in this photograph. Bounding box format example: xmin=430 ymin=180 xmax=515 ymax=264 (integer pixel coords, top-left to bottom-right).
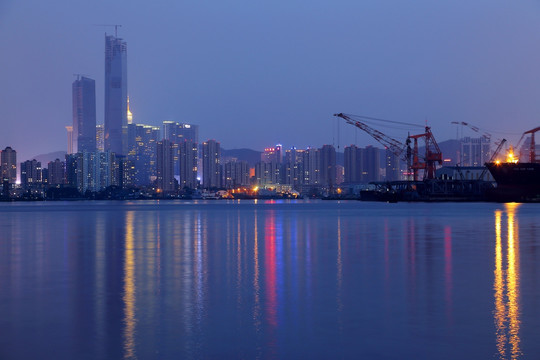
xmin=485 ymin=126 xmax=540 ymax=202
xmin=485 ymin=162 xmax=540 ymax=201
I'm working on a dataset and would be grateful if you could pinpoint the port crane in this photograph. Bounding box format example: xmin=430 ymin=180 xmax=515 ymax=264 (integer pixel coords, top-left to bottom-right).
xmin=334 ymin=113 xmax=443 ymax=181
xmin=515 ymin=126 xmax=540 ymax=163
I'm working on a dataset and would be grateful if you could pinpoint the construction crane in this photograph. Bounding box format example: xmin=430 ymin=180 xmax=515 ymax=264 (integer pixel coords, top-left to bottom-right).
xmin=93 ymin=24 xmax=122 ymax=37
xmin=514 ymin=126 xmax=540 ymax=163
xmin=334 ymin=113 xmax=443 ymax=181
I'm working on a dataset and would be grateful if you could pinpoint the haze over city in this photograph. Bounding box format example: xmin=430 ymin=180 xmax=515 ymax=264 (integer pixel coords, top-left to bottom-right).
xmin=2 ymin=0 xmax=540 ymax=163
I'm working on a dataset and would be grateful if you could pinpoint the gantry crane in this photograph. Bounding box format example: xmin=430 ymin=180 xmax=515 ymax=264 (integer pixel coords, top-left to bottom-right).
xmin=334 ymin=113 xmax=443 ymax=181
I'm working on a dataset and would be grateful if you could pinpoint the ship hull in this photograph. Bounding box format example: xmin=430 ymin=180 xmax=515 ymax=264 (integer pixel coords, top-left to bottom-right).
xmin=485 ymin=162 xmax=540 ymax=201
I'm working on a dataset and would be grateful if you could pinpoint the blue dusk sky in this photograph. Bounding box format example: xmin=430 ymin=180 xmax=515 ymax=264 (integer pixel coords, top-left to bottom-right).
xmin=1 ymin=0 xmax=540 ymax=162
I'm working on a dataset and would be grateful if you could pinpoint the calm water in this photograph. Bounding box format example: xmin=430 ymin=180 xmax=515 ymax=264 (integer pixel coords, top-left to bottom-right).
xmin=1 ymin=200 xmax=539 ymax=359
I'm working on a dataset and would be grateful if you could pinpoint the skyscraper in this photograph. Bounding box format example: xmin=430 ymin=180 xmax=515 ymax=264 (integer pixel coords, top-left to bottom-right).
xmin=202 ymin=140 xmax=221 ymax=189
xmin=156 ymin=139 xmax=175 ymax=192
xmin=72 ymin=76 xmax=96 ymax=153
xmin=319 ymin=144 xmax=336 ymax=187
xmin=1 ymin=147 xmax=17 ymax=184
xmin=179 ymin=140 xmax=198 ymax=189
xmin=104 ymin=34 xmax=127 ymax=155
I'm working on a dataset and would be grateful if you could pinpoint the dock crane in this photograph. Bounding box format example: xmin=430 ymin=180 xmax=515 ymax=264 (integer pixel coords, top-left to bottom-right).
xmin=515 ymin=126 xmax=540 ymax=163
xmin=334 ymin=113 xmax=443 ymax=181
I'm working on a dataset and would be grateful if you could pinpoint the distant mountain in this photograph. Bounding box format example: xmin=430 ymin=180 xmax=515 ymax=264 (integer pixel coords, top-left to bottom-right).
xmin=221 ymin=148 xmax=262 ymax=165
xmin=31 ymin=151 xmax=66 ymax=165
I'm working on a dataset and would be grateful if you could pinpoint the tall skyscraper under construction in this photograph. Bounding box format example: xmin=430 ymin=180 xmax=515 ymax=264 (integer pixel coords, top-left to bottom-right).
xmin=72 ymin=76 xmax=96 ymax=153
xmin=104 ymin=34 xmax=127 ymax=155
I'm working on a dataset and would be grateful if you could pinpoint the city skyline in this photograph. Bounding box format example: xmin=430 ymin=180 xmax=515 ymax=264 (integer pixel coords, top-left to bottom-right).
xmin=2 ymin=0 xmax=540 ymax=164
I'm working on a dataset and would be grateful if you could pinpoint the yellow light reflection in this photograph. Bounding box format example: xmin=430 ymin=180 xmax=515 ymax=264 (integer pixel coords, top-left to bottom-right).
xmin=124 ymin=212 xmax=137 ymax=359
xmin=494 ymin=203 xmax=521 ymax=359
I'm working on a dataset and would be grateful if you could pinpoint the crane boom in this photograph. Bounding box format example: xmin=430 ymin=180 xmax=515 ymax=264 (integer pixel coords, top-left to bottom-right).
xmin=333 ymin=113 xmax=407 ymax=158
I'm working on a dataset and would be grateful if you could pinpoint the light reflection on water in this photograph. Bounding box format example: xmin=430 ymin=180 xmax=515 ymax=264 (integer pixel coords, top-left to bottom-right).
xmin=494 ymin=203 xmax=521 ymax=360
xmin=1 ymin=201 xmax=540 ymax=359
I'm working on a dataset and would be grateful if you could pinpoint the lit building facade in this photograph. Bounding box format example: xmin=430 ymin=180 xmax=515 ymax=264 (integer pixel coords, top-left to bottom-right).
xmin=72 ymin=76 xmax=96 ymax=153
xmin=104 ymin=34 xmax=128 ymax=155
xmin=261 ymin=144 xmax=282 ymax=164
xmin=96 ymin=124 xmax=105 ymax=152
xmin=1 ymin=147 xmax=17 ymax=184
xmin=66 ymin=126 xmax=74 ymax=154
xmin=20 ymin=159 xmax=42 ymax=188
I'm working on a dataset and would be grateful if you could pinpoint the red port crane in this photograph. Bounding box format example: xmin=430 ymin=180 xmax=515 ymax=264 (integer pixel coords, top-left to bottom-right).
xmin=334 ymin=113 xmax=443 ymax=181
xmin=516 ymin=126 xmax=540 ymax=163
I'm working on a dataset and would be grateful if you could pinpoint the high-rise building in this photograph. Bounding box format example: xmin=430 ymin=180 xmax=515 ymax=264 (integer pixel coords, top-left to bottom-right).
xmin=385 ymin=148 xmax=400 ymax=181
xmin=261 ymin=144 xmax=282 ymax=164
xmin=254 ymin=161 xmax=281 ymax=187
xmin=1 ymin=147 xmax=17 ymax=184
xmin=162 ymin=121 xmax=199 ymax=144
xmin=156 ymin=140 xmax=175 ymax=192
xmin=75 ymin=151 xmax=118 ymax=193
xmin=47 ymin=159 xmax=65 ymax=185
xmin=179 ymin=140 xmax=198 ymax=189
xmin=319 ymin=144 xmax=336 ymax=187
xmin=461 ymin=137 xmax=491 ymax=167
xmin=96 ymin=124 xmax=105 ymax=152
xmin=66 ymin=126 xmax=74 ymax=154
xmin=202 ymin=140 xmax=221 ymax=189
xmin=302 ymin=147 xmax=320 ymax=185
xmin=224 ymin=161 xmax=250 ymax=188
xmin=344 ymin=145 xmax=362 ymax=183
xmin=126 ymin=123 xmax=160 ymax=185
xmin=20 ymin=159 xmax=42 ymax=188
xmin=283 ymin=147 xmax=305 ymax=189
xmin=363 ymin=145 xmax=380 ymax=182
xmin=72 ymin=76 xmax=96 ymax=153
xmin=162 ymin=121 xmax=199 ymax=176
xmin=104 ymin=34 xmax=128 ymax=155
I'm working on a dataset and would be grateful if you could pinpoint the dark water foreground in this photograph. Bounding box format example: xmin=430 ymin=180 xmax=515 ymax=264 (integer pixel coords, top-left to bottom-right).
xmin=1 ymin=200 xmax=539 ymax=359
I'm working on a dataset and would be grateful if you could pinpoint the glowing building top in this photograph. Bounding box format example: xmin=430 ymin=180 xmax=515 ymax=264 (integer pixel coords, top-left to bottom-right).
xmin=127 ymin=96 xmax=133 ymax=124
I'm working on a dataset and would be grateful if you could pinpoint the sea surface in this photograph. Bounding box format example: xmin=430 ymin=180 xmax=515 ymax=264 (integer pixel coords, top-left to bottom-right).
xmin=0 ymin=200 xmax=539 ymax=359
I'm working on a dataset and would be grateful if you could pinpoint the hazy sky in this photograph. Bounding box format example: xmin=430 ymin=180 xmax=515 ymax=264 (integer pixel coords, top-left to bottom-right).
xmin=2 ymin=0 xmax=540 ymax=162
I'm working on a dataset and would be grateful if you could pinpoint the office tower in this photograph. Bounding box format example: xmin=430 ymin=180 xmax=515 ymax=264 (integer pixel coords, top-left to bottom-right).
xmin=72 ymin=76 xmax=96 ymax=153
xmin=47 ymin=159 xmax=65 ymax=185
xmin=179 ymin=140 xmax=198 ymax=189
xmin=66 ymin=126 xmax=74 ymax=154
xmin=104 ymin=34 xmax=127 ymax=155
xmin=261 ymin=144 xmax=282 ymax=163
xmin=363 ymin=145 xmax=380 ymax=182
xmin=96 ymin=124 xmax=105 ymax=152
xmin=344 ymin=145 xmax=362 ymax=183
xmin=202 ymin=140 xmax=221 ymax=189
xmin=1 ymin=147 xmax=17 ymax=184
xmin=385 ymin=148 xmax=400 ymax=181
xmin=20 ymin=159 xmax=42 ymax=188
xmin=224 ymin=161 xmax=250 ymax=188
xmin=461 ymin=137 xmax=491 ymax=166
xmin=319 ymin=144 xmax=336 ymax=187
xmin=156 ymin=139 xmax=175 ymax=192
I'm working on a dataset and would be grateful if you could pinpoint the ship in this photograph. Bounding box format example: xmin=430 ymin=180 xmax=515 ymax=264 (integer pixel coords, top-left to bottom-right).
xmin=485 ymin=126 xmax=540 ymax=201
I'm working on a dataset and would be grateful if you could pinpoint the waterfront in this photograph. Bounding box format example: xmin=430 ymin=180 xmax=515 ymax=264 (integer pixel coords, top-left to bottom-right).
xmin=1 ymin=200 xmax=539 ymax=359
